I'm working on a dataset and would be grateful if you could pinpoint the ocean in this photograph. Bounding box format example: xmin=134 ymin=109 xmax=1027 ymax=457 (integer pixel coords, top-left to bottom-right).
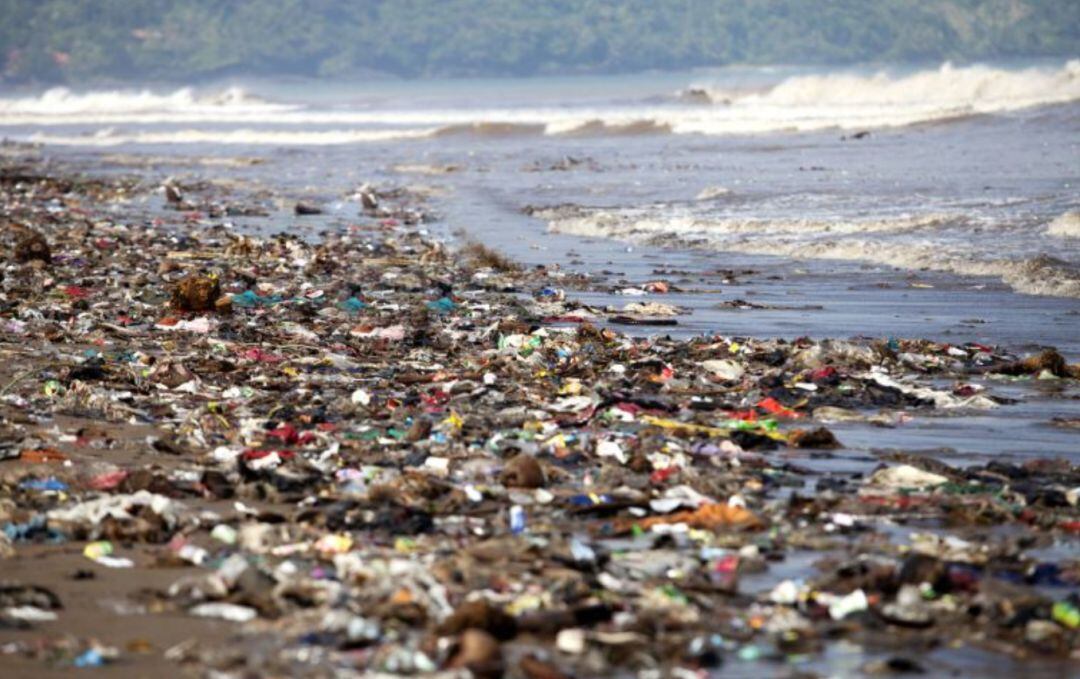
xmin=2 ymin=59 xmax=1077 ymax=303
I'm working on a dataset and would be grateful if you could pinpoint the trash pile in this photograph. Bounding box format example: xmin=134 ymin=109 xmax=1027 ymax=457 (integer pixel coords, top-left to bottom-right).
xmin=1 ymin=160 xmax=1078 ymax=675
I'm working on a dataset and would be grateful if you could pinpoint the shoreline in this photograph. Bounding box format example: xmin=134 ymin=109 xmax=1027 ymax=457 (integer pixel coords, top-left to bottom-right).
xmin=0 ymin=153 xmax=1078 ymax=676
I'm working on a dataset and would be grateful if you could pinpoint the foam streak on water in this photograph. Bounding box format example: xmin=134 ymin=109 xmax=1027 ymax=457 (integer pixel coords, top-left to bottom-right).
xmin=542 ymin=207 xmax=1080 ymax=299
xmin=27 ymin=127 xmax=439 ymax=146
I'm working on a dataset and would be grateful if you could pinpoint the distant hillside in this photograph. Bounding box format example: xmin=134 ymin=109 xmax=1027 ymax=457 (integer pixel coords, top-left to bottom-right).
xmin=2 ymin=0 xmax=1077 ymax=83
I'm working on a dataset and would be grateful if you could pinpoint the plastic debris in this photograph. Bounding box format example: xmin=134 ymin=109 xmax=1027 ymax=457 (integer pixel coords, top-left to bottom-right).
xmin=189 ymin=603 xmax=259 ymax=623
xmin=0 ymin=157 xmax=1077 ymax=678
xmin=866 ymin=465 xmax=950 ymax=490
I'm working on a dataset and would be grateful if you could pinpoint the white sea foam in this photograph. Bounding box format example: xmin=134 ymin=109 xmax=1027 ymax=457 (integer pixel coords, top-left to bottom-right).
xmin=695 ymin=186 xmax=732 ymax=201
xmin=3 ymin=61 xmax=1077 ymax=138
xmin=670 ymin=60 xmax=1080 ymax=135
xmin=540 ymin=208 xmax=957 ymax=238
xmin=0 ymin=86 xmax=293 ymax=117
xmin=27 ymin=127 xmax=439 ymax=146
xmin=1047 ymin=212 xmax=1080 ymax=238
xmin=695 ymin=60 xmax=1080 ymax=112
xmin=543 ymin=207 xmax=1080 ymax=299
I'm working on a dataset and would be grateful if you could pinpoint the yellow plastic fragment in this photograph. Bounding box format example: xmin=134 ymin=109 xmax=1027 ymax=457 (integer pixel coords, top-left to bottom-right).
xmin=639 ymin=415 xmax=788 ymax=442
xmin=442 ymin=410 xmax=464 ymax=430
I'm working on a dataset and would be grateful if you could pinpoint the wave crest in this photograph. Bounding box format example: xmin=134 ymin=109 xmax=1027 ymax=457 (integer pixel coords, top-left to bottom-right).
xmin=432 ymin=122 xmax=544 ymax=137
xmin=690 ymin=60 xmax=1080 ymax=114
xmin=2 ymin=61 xmax=1078 ymax=140
xmin=0 ymin=86 xmax=293 ymax=117
xmin=1047 ymin=212 xmax=1080 ymax=238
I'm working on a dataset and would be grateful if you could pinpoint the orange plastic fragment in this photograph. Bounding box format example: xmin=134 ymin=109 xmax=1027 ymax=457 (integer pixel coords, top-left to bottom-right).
xmin=620 ymin=503 xmax=764 ymax=533
xmin=757 ymin=397 xmax=800 ymax=418
xmin=19 ymin=448 xmax=68 ymax=463
xmin=390 ymin=588 xmax=414 ymax=605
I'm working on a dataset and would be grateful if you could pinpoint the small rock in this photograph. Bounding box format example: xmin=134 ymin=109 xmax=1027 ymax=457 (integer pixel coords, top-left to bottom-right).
xmin=519 ymin=654 xmax=571 ymax=679
xmin=863 ymin=656 xmax=925 ymax=674
xmin=897 ymin=554 xmax=945 ymax=587
xmin=158 ymin=259 xmax=180 ymax=276
xmin=448 ymin=629 xmax=503 ymax=677
xmin=171 ymin=274 xmax=222 ymax=312
xmin=438 ymin=599 xmax=518 ymax=640
xmin=14 ymin=230 xmax=51 ymax=264
xmin=501 ymin=454 xmax=545 ymax=488
xmin=405 ymin=418 xmax=433 ymax=442
xmin=294 ymin=202 xmax=323 ymax=216
xmin=789 ymin=427 xmax=841 ymax=449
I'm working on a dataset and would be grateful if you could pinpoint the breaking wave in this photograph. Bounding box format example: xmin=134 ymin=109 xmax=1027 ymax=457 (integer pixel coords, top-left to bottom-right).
xmin=541 ymin=206 xmax=1080 ymax=299
xmin=3 ymin=61 xmax=1076 ymax=139
xmin=431 ymin=122 xmax=545 ymax=137
xmin=555 ymin=118 xmax=674 ymax=136
xmin=0 ymin=86 xmax=293 ymax=117
xmin=1047 ymin=212 xmax=1080 ymax=238
xmin=688 ymin=60 xmax=1080 ymax=113
xmin=24 ymin=118 xmax=682 ymax=146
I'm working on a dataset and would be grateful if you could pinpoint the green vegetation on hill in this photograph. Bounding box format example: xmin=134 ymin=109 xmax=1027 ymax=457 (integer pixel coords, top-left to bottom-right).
xmin=2 ymin=0 xmax=1077 ymax=83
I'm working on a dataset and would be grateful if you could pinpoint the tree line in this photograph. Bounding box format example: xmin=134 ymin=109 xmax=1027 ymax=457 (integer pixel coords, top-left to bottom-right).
xmin=2 ymin=0 xmax=1076 ymax=83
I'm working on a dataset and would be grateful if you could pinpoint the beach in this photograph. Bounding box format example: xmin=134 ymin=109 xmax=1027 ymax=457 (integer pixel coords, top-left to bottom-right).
xmin=1 ymin=60 xmax=1079 ymax=676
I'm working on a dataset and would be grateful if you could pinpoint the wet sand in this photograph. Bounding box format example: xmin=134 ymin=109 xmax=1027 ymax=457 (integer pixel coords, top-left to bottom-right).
xmin=0 ymin=544 xmax=228 ymax=678
xmin=1 ymin=149 xmax=1077 ymax=676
